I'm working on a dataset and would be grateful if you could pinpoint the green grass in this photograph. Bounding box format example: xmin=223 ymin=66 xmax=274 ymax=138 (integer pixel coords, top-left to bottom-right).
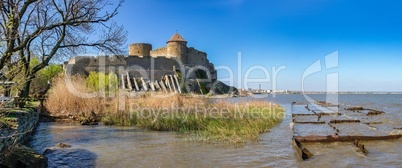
xmin=102 ymin=99 xmax=284 ymax=143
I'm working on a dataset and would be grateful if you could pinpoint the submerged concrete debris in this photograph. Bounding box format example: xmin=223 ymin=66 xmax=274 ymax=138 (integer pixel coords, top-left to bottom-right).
xmin=291 ymin=100 xmax=402 ymax=161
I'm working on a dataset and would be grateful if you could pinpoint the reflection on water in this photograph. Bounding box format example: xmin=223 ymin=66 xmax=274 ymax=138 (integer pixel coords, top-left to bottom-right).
xmin=28 ymin=94 xmax=402 ymax=167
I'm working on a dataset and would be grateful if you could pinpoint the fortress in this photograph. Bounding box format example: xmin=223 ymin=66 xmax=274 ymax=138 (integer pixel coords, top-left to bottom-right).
xmin=65 ymin=33 xmax=219 ymax=93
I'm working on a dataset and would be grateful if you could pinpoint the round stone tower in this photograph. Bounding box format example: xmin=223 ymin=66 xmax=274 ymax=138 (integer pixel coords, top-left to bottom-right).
xmin=129 ymin=43 xmax=152 ymax=56
xmin=166 ymin=33 xmax=187 ymax=63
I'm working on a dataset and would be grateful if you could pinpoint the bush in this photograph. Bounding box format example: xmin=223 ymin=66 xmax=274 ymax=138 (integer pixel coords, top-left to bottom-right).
xmin=30 ymin=64 xmax=63 ymax=97
xmin=85 ymin=72 xmax=118 ymax=94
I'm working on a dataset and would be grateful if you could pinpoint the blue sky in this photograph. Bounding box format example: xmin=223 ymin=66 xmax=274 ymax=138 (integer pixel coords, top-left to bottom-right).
xmin=114 ymin=0 xmax=402 ymax=92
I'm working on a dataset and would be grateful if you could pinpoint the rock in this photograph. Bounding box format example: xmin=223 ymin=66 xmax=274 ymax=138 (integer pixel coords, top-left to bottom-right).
xmin=43 ymin=148 xmax=54 ymax=155
xmin=79 ymin=111 xmax=100 ymax=125
xmin=56 ymin=143 xmax=72 ymax=148
xmin=230 ymin=91 xmax=239 ymax=97
xmin=79 ymin=116 xmax=99 ymax=125
xmin=1 ymin=145 xmax=47 ymax=168
xmin=210 ymin=81 xmax=238 ymax=95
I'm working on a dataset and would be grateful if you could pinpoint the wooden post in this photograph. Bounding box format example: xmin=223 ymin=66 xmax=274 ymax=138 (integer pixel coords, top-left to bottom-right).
xmin=196 ymin=78 xmax=203 ymax=94
xmin=170 ymin=75 xmax=177 ymax=93
xmin=121 ymin=74 xmax=126 ymax=89
xmin=133 ymin=77 xmax=139 ymax=91
xmin=160 ymin=81 xmax=168 ymax=93
xmin=155 ymin=80 xmax=161 ymax=91
xmin=149 ymin=81 xmax=156 ymax=91
xmin=126 ymin=72 xmax=133 ymax=90
xmin=141 ymin=77 xmax=148 ymax=91
xmin=165 ymin=75 xmax=172 ymax=92
xmin=174 ymin=75 xmax=181 ymax=93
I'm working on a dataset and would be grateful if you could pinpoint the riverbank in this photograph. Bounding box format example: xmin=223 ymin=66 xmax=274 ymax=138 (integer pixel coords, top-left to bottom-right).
xmin=0 ymin=107 xmax=47 ymax=167
xmin=0 ymin=108 xmax=38 ymax=154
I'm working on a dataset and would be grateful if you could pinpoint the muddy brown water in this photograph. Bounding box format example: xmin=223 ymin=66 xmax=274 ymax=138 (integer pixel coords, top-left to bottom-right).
xmin=28 ymin=94 xmax=402 ymax=167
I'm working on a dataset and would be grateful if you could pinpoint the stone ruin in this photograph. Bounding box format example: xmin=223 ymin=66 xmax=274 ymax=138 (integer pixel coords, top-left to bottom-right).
xmin=64 ymin=33 xmax=222 ymax=94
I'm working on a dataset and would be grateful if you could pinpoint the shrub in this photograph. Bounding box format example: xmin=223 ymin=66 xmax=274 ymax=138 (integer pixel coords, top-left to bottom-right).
xmin=30 ymin=64 xmax=63 ymax=97
xmin=85 ymin=72 xmax=118 ymax=94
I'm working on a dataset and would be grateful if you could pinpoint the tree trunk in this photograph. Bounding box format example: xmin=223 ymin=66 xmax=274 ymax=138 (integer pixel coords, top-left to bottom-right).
xmin=17 ymin=79 xmax=32 ymax=108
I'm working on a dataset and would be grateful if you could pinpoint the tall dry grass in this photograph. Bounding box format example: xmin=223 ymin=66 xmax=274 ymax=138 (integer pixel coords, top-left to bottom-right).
xmin=45 ymin=74 xmax=115 ymax=118
xmin=45 ymin=74 xmax=284 ymax=143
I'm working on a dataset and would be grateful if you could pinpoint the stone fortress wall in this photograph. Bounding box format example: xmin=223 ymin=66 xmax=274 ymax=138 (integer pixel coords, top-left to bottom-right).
xmin=186 ymin=47 xmax=207 ymax=65
xmin=149 ymin=46 xmax=167 ymax=57
xmin=65 ymin=33 xmax=217 ymax=90
xmin=129 ymin=43 xmax=152 ymax=56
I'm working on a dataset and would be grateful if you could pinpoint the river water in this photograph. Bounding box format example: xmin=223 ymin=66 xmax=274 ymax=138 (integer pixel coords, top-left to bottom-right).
xmin=28 ymin=94 xmax=402 ymax=167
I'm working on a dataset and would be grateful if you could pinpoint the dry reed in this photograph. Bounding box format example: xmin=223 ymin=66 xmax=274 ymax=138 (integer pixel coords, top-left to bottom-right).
xmin=45 ymin=74 xmax=115 ymax=118
xmin=45 ymin=75 xmax=284 ymax=143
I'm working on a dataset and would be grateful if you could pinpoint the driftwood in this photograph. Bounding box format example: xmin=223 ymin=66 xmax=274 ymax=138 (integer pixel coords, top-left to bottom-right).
xmin=292 ymin=138 xmax=313 ymax=160
xmin=329 ymin=120 xmax=360 ymax=124
xmin=353 ymin=140 xmax=368 ymax=155
xmin=345 ymin=107 xmax=364 ymax=111
xmin=366 ymin=110 xmax=385 ymax=116
xmin=294 ymin=121 xmax=326 ymax=124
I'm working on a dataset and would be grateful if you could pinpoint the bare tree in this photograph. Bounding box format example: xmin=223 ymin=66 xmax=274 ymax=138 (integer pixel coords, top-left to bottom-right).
xmin=0 ymin=0 xmax=127 ymax=99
